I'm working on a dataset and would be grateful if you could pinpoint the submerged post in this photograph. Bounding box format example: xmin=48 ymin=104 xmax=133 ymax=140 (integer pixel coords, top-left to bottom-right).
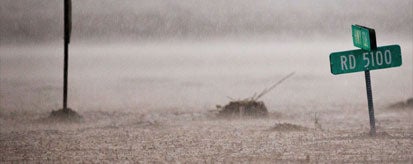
xmin=63 ymin=0 xmax=72 ymax=112
xmin=364 ymin=70 xmax=376 ymax=136
xmin=357 ymin=25 xmax=377 ymax=136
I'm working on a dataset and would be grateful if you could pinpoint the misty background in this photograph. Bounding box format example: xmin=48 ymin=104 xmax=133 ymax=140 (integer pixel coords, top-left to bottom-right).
xmin=0 ymin=0 xmax=412 ymax=114
xmin=1 ymin=0 xmax=412 ymax=43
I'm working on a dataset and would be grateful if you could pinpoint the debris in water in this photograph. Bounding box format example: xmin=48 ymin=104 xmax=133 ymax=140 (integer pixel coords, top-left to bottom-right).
xmin=388 ymin=98 xmax=413 ymax=109
xmin=270 ymin=123 xmax=308 ymax=131
xmin=217 ymin=72 xmax=295 ymax=117
xmin=218 ymin=100 xmax=269 ymax=117
xmin=49 ymin=108 xmax=83 ymax=122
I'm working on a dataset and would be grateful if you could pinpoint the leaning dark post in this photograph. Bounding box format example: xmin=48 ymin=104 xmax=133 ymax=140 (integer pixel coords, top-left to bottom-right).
xmin=364 ymin=70 xmax=376 ymax=136
xmin=63 ymin=0 xmax=71 ymax=112
xmin=363 ymin=27 xmax=377 ymax=136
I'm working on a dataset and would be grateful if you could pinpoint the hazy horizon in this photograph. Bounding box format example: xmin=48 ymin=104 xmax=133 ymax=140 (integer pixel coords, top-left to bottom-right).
xmin=1 ymin=0 xmax=412 ymax=44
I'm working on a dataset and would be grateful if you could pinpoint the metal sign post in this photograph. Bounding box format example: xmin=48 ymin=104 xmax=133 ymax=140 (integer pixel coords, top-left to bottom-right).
xmin=50 ymin=0 xmax=81 ymax=119
xmin=359 ymin=25 xmax=377 ymax=136
xmin=329 ymin=25 xmax=403 ymax=136
xmin=63 ymin=0 xmax=72 ymax=112
xmin=364 ymin=70 xmax=375 ymax=135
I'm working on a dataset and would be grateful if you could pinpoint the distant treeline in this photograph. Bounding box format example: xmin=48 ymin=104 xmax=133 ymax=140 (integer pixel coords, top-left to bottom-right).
xmin=1 ymin=0 xmax=412 ymax=43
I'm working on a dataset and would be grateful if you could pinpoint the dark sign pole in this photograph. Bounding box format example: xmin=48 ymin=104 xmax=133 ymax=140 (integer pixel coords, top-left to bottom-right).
xmin=63 ymin=0 xmax=71 ymax=112
xmin=364 ymin=70 xmax=376 ymax=136
xmin=363 ymin=26 xmax=377 ymax=136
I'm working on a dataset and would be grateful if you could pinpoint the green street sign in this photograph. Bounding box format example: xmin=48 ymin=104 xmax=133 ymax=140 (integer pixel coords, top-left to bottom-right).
xmin=330 ymin=44 xmax=402 ymax=75
xmin=330 ymin=24 xmax=403 ymax=136
xmin=352 ymin=25 xmax=376 ymax=51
